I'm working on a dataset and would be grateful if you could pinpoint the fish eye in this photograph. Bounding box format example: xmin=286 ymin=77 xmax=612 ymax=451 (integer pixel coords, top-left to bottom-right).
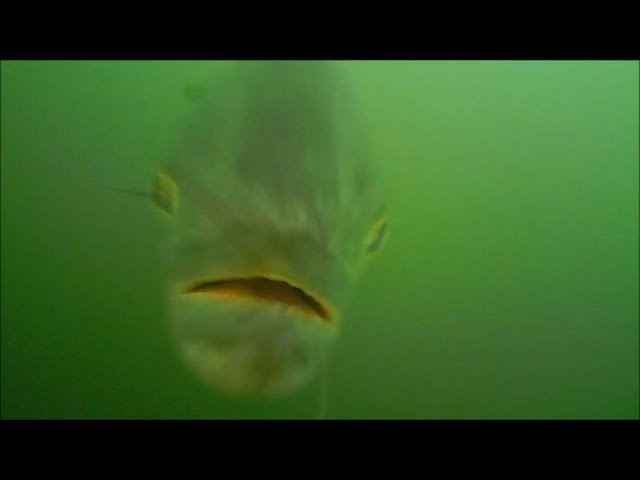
xmin=365 ymin=218 xmax=388 ymax=254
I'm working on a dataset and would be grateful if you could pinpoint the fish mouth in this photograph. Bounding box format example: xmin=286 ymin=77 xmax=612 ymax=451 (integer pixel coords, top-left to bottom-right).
xmin=182 ymin=276 xmax=335 ymax=325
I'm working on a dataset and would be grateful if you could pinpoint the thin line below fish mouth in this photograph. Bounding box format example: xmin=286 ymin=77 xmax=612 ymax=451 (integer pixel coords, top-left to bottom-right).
xmin=182 ymin=276 xmax=335 ymax=325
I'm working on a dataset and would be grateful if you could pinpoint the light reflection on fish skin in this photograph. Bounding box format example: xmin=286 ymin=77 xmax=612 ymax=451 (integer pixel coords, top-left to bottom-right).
xmin=158 ymin=61 xmax=386 ymax=397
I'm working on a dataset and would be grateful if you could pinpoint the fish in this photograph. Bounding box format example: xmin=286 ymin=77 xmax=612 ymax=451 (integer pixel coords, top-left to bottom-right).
xmin=153 ymin=61 xmax=386 ymax=397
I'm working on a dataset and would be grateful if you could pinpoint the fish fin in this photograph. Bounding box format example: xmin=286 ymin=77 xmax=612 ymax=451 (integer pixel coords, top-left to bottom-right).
xmin=95 ymin=171 xmax=178 ymax=217
xmin=365 ymin=218 xmax=389 ymax=254
xmin=315 ymin=358 xmax=330 ymax=420
xmin=151 ymin=171 xmax=178 ymax=216
xmin=183 ymin=84 xmax=207 ymax=102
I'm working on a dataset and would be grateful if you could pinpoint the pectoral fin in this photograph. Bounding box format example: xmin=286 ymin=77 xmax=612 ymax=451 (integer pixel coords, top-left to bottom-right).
xmin=98 ymin=171 xmax=178 ymax=216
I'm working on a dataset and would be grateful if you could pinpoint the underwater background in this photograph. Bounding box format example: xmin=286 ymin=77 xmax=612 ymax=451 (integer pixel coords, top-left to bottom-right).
xmin=1 ymin=60 xmax=638 ymax=419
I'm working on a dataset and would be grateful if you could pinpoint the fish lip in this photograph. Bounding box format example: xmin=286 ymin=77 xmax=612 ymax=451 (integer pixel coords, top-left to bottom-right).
xmin=181 ymin=275 xmax=336 ymax=326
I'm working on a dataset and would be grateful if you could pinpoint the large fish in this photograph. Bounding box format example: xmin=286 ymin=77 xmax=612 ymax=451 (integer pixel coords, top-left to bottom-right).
xmin=150 ymin=61 xmax=387 ymax=396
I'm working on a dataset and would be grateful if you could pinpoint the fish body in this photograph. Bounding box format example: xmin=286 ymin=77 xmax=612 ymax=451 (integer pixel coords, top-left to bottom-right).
xmin=160 ymin=61 xmax=385 ymax=396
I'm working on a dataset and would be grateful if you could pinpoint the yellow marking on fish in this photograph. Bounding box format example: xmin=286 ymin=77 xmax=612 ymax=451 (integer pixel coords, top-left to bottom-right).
xmin=366 ymin=218 xmax=388 ymax=254
xmin=152 ymin=172 xmax=178 ymax=216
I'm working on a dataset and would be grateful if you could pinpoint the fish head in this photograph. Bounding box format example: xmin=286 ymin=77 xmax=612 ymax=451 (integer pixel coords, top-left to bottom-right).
xmin=162 ymin=61 xmax=385 ymax=396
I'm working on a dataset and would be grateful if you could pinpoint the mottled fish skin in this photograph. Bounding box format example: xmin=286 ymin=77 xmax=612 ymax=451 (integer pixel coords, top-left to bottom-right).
xmin=161 ymin=61 xmax=386 ymax=396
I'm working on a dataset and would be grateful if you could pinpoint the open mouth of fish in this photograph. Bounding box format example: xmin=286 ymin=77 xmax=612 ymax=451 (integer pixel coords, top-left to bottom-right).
xmin=182 ymin=276 xmax=335 ymax=325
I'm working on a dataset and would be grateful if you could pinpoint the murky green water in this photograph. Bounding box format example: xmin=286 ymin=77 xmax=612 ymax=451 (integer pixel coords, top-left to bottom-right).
xmin=1 ymin=61 xmax=638 ymax=419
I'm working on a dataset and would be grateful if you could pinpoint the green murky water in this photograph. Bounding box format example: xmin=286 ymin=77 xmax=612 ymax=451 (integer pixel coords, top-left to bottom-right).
xmin=1 ymin=61 xmax=638 ymax=419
